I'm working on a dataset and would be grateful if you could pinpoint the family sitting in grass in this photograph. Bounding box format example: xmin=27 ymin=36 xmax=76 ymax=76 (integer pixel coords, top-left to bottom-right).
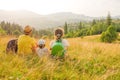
xmin=6 ymin=25 xmax=69 ymax=59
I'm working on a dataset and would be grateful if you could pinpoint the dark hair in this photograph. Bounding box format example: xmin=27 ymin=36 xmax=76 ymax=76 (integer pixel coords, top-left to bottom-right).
xmin=6 ymin=39 xmax=18 ymax=53
xmin=54 ymin=28 xmax=64 ymax=37
xmin=39 ymin=44 xmax=45 ymax=49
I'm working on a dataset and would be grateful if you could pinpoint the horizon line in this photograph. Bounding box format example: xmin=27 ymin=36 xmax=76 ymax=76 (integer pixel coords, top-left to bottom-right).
xmin=0 ymin=9 xmax=119 ymax=17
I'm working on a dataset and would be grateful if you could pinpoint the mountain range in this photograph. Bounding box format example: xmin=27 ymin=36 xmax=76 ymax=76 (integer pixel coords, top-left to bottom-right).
xmin=0 ymin=10 xmax=119 ymax=29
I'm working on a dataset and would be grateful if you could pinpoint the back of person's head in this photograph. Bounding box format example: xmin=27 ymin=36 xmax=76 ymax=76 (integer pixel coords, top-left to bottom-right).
xmin=38 ymin=39 xmax=45 ymax=48
xmin=54 ymin=28 xmax=64 ymax=39
xmin=6 ymin=38 xmax=18 ymax=53
xmin=24 ymin=25 xmax=32 ymax=35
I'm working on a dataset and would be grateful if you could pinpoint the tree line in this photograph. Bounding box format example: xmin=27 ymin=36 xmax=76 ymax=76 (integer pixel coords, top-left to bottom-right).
xmin=0 ymin=21 xmax=53 ymax=38
xmin=63 ymin=13 xmax=120 ymax=43
xmin=0 ymin=21 xmax=23 ymax=36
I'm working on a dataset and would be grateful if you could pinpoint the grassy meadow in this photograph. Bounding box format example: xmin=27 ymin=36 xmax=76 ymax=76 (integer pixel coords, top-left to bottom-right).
xmin=0 ymin=35 xmax=120 ymax=80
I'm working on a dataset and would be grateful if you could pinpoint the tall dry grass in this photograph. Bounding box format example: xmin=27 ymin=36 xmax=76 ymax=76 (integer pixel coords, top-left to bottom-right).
xmin=0 ymin=35 xmax=120 ymax=80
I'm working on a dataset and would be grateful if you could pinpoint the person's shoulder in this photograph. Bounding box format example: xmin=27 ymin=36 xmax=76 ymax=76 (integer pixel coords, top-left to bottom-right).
xmin=18 ymin=35 xmax=26 ymax=40
xmin=36 ymin=47 xmax=40 ymax=51
xmin=27 ymin=36 xmax=35 ymax=41
xmin=62 ymin=39 xmax=69 ymax=46
xmin=44 ymin=47 xmax=48 ymax=50
xmin=36 ymin=47 xmax=39 ymax=50
xmin=43 ymin=47 xmax=49 ymax=53
xmin=50 ymin=40 xmax=55 ymax=42
xmin=18 ymin=35 xmax=24 ymax=38
xmin=50 ymin=40 xmax=55 ymax=44
xmin=19 ymin=35 xmax=32 ymax=40
xmin=31 ymin=37 xmax=35 ymax=40
xmin=62 ymin=39 xmax=68 ymax=42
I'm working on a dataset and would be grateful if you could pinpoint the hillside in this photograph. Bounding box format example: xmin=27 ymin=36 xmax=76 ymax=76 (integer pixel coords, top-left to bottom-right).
xmin=0 ymin=10 xmax=120 ymax=29
xmin=0 ymin=10 xmax=94 ymax=29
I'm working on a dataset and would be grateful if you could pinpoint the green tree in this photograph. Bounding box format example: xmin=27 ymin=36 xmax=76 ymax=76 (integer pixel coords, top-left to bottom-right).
xmin=64 ymin=22 xmax=68 ymax=34
xmin=13 ymin=30 xmax=21 ymax=36
xmin=92 ymin=19 xmax=96 ymax=26
xmin=90 ymin=22 xmax=106 ymax=35
xmin=106 ymin=12 xmax=112 ymax=27
xmin=78 ymin=22 xmax=83 ymax=29
xmin=0 ymin=21 xmax=23 ymax=35
xmin=0 ymin=27 xmax=6 ymax=35
xmin=100 ymin=25 xmax=118 ymax=43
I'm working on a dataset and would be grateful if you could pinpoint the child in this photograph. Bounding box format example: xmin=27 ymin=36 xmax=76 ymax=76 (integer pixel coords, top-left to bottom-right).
xmin=50 ymin=28 xmax=69 ymax=58
xmin=36 ymin=39 xmax=49 ymax=57
xmin=6 ymin=38 xmax=18 ymax=54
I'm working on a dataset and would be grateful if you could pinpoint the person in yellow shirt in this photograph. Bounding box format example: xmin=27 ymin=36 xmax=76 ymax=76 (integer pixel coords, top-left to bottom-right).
xmin=17 ymin=25 xmax=37 ymax=55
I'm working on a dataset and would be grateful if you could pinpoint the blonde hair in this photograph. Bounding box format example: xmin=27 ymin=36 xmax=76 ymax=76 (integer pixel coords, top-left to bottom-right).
xmin=24 ymin=25 xmax=32 ymax=35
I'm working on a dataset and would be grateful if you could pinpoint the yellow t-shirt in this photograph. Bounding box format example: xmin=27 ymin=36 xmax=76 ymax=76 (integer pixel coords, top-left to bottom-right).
xmin=18 ymin=35 xmax=36 ymax=54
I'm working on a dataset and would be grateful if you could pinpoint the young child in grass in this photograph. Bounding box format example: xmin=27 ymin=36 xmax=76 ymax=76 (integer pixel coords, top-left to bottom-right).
xmin=50 ymin=28 xmax=69 ymax=58
xmin=36 ymin=39 xmax=49 ymax=57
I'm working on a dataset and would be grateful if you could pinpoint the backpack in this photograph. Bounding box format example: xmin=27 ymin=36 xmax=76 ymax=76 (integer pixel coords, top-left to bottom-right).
xmin=51 ymin=40 xmax=65 ymax=57
xmin=6 ymin=39 xmax=18 ymax=53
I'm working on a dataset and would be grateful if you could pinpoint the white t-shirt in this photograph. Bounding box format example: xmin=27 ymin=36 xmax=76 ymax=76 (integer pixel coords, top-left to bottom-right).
xmin=50 ymin=39 xmax=69 ymax=48
xmin=36 ymin=47 xmax=49 ymax=57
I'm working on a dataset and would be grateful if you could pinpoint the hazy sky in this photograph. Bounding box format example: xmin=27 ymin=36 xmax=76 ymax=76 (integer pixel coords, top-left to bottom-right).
xmin=0 ymin=0 xmax=119 ymax=17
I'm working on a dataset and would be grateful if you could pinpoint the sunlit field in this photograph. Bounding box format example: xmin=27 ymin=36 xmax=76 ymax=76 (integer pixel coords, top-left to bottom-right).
xmin=0 ymin=35 xmax=120 ymax=80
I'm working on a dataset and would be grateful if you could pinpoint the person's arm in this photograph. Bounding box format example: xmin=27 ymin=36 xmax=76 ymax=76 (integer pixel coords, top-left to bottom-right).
xmin=45 ymin=48 xmax=50 ymax=55
xmin=32 ymin=38 xmax=37 ymax=53
xmin=32 ymin=47 xmax=37 ymax=53
xmin=35 ymin=48 xmax=39 ymax=54
xmin=63 ymin=39 xmax=69 ymax=50
xmin=63 ymin=39 xmax=69 ymax=56
xmin=49 ymin=40 xmax=54 ymax=50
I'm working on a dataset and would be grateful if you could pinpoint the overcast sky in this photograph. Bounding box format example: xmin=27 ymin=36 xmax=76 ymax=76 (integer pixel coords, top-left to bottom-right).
xmin=0 ymin=0 xmax=119 ymax=17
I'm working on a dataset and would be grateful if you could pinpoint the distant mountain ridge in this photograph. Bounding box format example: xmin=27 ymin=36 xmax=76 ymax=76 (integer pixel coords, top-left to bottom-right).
xmin=0 ymin=10 xmax=119 ymax=29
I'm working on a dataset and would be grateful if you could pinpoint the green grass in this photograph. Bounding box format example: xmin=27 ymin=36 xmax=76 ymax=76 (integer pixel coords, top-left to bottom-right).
xmin=0 ymin=35 xmax=120 ymax=80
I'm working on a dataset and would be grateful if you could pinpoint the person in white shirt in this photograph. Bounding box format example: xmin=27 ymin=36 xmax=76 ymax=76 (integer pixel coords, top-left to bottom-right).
xmin=36 ymin=39 xmax=49 ymax=57
xmin=50 ymin=28 xmax=69 ymax=57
